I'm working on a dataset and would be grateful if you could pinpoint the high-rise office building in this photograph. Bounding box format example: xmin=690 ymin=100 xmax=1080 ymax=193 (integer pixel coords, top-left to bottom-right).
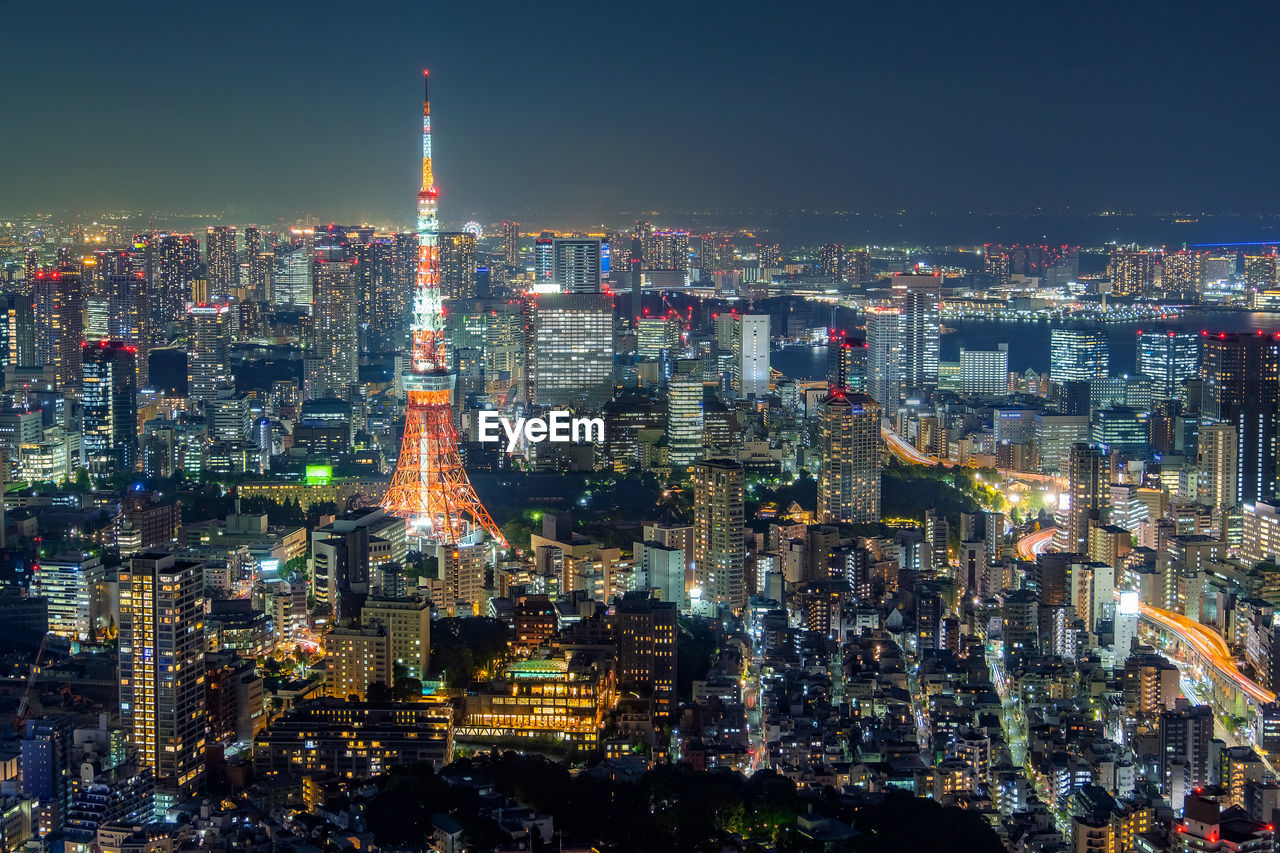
xmin=1201 ymin=332 xmax=1280 ymax=504
xmin=3 ymin=294 xmax=36 ymax=371
xmin=528 ymin=292 xmax=615 ymax=411
xmin=637 ymin=315 xmax=681 ymax=359
xmin=1050 ymin=328 xmax=1109 ymax=385
xmin=894 ymin=275 xmax=941 ymax=396
xmin=827 ymin=333 xmax=867 ymax=393
xmin=243 ymin=225 xmax=269 ymax=301
xmin=1067 ymin=443 xmax=1107 ymax=554
xmin=551 ymin=237 xmax=603 ymax=294
xmin=532 ymin=235 xmax=554 ymax=283
xmin=311 ymin=254 xmax=360 ymax=400
xmin=732 ymin=314 xmax=769 ymax=399
xmin=502 ymin=221 xmax=520 ymax=267
xmin=151 ymin=233 xmax=202 ymax=331
xmin=960 ymin=344 xmax=1009 ymax=396
xmin=666 ymin=368 xmax=704 ymax=467
xmin=865 ymin=306 xmax=902 ymax=406
xmin=1197 ymin=423 xmax=1239 ymax=512
xmin=52 ymin=267 xmax=84 ymax=392
xmin=1137 ymin=330 xmax=1199 ymax=401
xmin=205 ymin=226 xmax=238 ymax=296
xmin=33 ymin=552 xmax=106 ymax=642
xmin=439 ymin=231 xmax=477 ymax=299
xmin=186 ymin=303 xmax=231 ymax=408
xmin=693 ymin=459 xmax=746 ymax=610
xmin=82 ymin=341 xmax=139 ymax=473
xmin=119 ymin=551 xmax=206 ymax=794
xmin=816 ymin=391 xmax=881 ymax=524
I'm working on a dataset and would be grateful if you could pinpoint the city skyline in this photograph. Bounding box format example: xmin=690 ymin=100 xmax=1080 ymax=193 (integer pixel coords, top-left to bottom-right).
xmin=5 ymin=1 xmax=1280 ymax=223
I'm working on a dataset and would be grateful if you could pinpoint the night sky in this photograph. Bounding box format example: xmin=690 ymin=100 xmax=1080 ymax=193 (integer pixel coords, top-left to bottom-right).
xmin=5 ymin=1 xmax=1279 ymax=224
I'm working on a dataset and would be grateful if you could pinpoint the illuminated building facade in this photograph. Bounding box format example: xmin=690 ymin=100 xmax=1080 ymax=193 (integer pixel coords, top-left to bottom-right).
xmin=119 ymin=552 xmax=206 ymax=795
xmin=457 ymin=657 xmax=616 ymax=751
xmin=255 ymin=698 xmax=453 ymax=779
xmin=528 ymin=292 xmax=615 ymax=411
xmin=186 ymin=304 xmax=231 ymax=408
xmin=817 ymin=391 xmax=881 ymax=524
xmin=205 ymin=226 xmax=238 ymax=297
xmin=1137 ymin=329 xmax=1199 ymax=401
xmin=311 ymin=253 xmax=359 ymax=400
xmin=1050 ymin=328 xmax=1109 ymax=385
xmin=82 ymin=341 xmax=138 ymax=473
xmin=693 ymin=458 xmax=746 ymax=610
xmin=551 ymin=237 xmax=602 ymax=293
xmin=732 ymin=313 xmax=769 ymax=399
xmin=439 ymin=231 xmax=477 ymax=299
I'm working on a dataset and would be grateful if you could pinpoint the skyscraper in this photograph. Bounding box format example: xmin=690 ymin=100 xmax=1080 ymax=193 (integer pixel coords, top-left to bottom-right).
xmin=1050 ymin=328 xmax=1109 ymax=385
xmin=864 ymin=305 xmax=902 ymax=406
xmin=3 ymin=294 xmax=36 ymax=371
xmin=666 ymin=367 xmax=704 ymax=467
xmin=1197 ymin=422 xmax=1238 ymax=513
xmin=1067 ymin=443 xmax=1106 ymax=554
xmin=243 ymin=225 xmax=270 ymax=301
xmin=1137 ymin=330 xmax=1199 ymax=401
xmin=960 ymin=344 xmax=1010 ymax=396
xmin=816 ymin=391 xmax=881 ymax=524
xmin=501 ymin=221 xmax=520 ymax=267
xmin=52 ymin=267 xmax=84 ymax=392
xmin=119 ymin=551 xmax=206 ymax=795
xmin=151 ymin=233 xmax=202 ymax=330
xmin=82 ymin=341 xmax=139 ymax=473
xmin=894 ymin=275 xmax=941 ymax=396
xmin=818 ymin=243 xmax=844 ymax=280
xmin=827 ymin=332 xmax=867 ymax=393
xmin=1201 ymin=332 xmax=1280 ymax=504
xmin=637 ymin=315 xmax=681 ymax=360
xmin=205 ymin=226 xmax=238 ymax=296
xmin=1109 ymin=247 xmax=1158 ymax=297
xmin=528 ymin=292 xmax=615 ymax=411
xmin=311 ymin=254 xmax=359 ymax=400
xmin=552 ymin=237 xmax=603 ymax=293
xmin=439 ymin=231 xmax=477 ymax=299
xmin=693 ymin=459 xmax=746 ymax=611
xmin=186 ymin=303 xmax=231 ymax=408
xmin=732 ymin=314 xmax=769 ymax=399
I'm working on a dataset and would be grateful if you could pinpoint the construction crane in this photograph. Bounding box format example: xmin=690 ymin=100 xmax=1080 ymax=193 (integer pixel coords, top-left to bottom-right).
xmin=15 ymin=633 xmax=48 ymax=727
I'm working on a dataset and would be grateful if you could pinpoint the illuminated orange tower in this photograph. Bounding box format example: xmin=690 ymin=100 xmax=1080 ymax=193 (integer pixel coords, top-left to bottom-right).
xmin=382 ymin=71 xmax=506 ymax=547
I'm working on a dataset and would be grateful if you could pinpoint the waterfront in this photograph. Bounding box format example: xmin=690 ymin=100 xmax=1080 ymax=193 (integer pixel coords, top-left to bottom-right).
xmin=774 ymin=309 xmax=1280 ymax=380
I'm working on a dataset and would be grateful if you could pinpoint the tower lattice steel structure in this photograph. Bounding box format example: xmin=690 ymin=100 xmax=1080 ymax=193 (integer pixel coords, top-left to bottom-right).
xmin=382 ymin=71 xmax=506 ymax=547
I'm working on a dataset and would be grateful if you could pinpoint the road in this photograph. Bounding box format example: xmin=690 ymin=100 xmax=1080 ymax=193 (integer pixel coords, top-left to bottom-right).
xmin=881 ymin=423 xmax=1063 ymax=487
xmin=1139 ymin=601 xmax=1275 ymax=705
xmin=1014 ymin=526 xmax=1275 ymax=707
xmin=1015 ymin=527 xmax=1056 ymax=560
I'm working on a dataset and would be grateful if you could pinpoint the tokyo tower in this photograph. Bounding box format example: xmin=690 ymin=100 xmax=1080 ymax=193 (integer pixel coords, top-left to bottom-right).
xmin=381 ymin=71 xmax=506 ymax=548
